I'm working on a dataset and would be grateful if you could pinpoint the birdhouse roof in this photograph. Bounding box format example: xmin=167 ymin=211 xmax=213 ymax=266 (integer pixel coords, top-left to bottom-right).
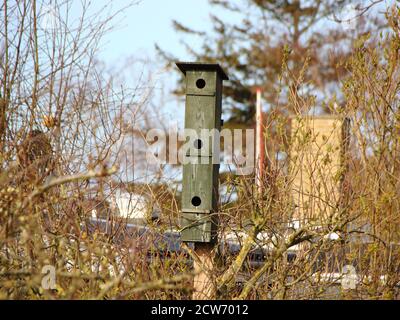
xmin=176 ymin=62 xmax=229 ymax=80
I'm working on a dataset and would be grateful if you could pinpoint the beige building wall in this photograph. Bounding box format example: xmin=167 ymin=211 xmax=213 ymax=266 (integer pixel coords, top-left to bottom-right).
xmin=290 ymin=116 xmax=349 ymax=224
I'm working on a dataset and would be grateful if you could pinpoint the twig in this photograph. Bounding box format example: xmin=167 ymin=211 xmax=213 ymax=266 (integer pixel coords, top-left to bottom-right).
xmin=21 ymin=166 xmax=117 ymax=209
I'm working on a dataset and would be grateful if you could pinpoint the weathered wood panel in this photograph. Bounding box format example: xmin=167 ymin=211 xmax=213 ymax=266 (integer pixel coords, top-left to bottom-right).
xmin=177 ymin=63 xmax=227 ymax=243
xmin=290 ymin=116 xmax=349 ymax=223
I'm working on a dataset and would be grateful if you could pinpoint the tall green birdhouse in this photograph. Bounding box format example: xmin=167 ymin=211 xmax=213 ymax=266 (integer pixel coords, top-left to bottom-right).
xmin=176 ymin=62 xmax=228 ymax=243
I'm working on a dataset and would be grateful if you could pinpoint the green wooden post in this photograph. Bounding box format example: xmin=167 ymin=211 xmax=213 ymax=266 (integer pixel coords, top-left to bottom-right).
xmin=176 ymin=62 xmax=228 ymax=243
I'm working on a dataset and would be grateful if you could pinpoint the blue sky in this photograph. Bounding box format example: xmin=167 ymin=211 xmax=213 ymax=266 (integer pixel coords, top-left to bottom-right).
xmin=95 ymin=0 xmax=218 ymax=63
xmin=75 ymin=0 xmax=230 ymax=127
xmin=68 ymin=0 xmax=393 ymax=127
